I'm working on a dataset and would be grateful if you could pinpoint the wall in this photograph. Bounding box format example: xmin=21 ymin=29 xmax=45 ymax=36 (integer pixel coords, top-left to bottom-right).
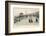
xmin=0 ymin=0 xmax=46 ymax=36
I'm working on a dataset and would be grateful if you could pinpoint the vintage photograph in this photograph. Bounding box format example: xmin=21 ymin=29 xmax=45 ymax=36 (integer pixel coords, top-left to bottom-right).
xmin=13 ymin=7 xmax=39 ymax=32
xmin=5 ymin=1 xmax=45 ymax=35
xmin=14 ymin=8 xmax=39 ymax=24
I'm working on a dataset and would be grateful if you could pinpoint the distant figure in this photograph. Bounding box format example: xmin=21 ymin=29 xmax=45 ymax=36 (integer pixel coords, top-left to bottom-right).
xmin=36 ymin=18 xmax=38 ymax=22
xmin=36 ymin=17 xmax=39 ymax=22
xmin=29 ymin=19 xmax=33 ymax=23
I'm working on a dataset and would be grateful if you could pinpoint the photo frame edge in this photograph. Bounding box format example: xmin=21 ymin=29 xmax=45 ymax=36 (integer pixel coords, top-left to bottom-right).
xmin=5 ymin=1 xmax=45 ymax=35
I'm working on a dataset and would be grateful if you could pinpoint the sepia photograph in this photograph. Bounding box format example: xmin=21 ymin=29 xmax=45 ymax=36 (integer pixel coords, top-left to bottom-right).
xmin=13 ymin=7 xmax=39 ymax=32
xmin=5 ymin=1 xmax=45 ymax=35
